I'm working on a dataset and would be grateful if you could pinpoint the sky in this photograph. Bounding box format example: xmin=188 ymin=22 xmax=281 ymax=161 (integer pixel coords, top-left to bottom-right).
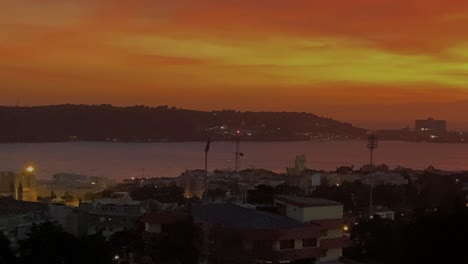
xmin=1 ymin=0 xmax=468 ymax=129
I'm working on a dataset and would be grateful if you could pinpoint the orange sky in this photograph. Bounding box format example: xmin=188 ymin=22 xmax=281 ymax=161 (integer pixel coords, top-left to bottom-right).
xmin=1 ymin=0 xmax=468 ymax=129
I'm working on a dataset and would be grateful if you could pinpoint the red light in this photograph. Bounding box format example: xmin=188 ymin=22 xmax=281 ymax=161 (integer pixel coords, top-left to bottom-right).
xmin=236 ymin=130 xmax=241 ymax=135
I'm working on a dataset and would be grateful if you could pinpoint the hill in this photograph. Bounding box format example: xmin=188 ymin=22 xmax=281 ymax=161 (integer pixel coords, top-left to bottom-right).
xmin=0 ymin=105 xmax=367 ymax=142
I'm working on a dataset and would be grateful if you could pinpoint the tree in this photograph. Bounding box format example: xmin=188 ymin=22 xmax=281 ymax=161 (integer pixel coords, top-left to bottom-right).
xmin=246 ymin=185 xmax=274 ymax=204
xmin=18 ymin=222 xmax=113 ymax=264
xmin=18 ymin=222 xmax=80 ymax=264
xmin=79 ymin=232 xmax=113 ymax=264
xmin=275 ymin=184 xmax=302 ymax=195
xmin=375 ymin=163 xmax=389 ymax=172
xmin=130 ymin=185 xmax=185 ymax=204
xmin=336 ymin=166 xmax=354 ymax=174
xmin=0 ymin=232 xmax=16 ymax=264
xmin=142 ymin=217 xmax=200 ymax=264
xmin=348 ymin=208 xmax=468 ymax=263
xmin=311 ymin=181 xmax=368 ymax=212
xmin=110 ymin=230 xmax=145 ymax=264
xmin=206 ymin=188 xmax=227 ymax=201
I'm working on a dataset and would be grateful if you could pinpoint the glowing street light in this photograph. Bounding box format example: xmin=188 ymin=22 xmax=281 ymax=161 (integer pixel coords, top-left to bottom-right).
xmin=26 ymin=166 xmax=35 ymax=173
xmin=343 ymin=225 xmax=350 ymax=232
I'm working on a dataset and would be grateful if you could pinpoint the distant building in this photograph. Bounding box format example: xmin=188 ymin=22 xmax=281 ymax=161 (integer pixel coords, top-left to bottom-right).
xmin=325 ymin=172 xmax=408 ymax=186
xmin=286 ymin=155 xmax=308 ymax=175
xmin=177 ymin=170 xmax=205 ymax=198
xmin=0 ymin=170 xmax=37 ymax=202
xmin=415 ymin=118 xmax=447 ymax=133
xmin=274 ymin=195 xmax=346 ymax=263
xmin=140 ymin=211 xmax=188 ymax=235
xmin=49 ymin=193 xmax=145 ymax=239
xmin=374 ymin=208 xmax=395 ymax=220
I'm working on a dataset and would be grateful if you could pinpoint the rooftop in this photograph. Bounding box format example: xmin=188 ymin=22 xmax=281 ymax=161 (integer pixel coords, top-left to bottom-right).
xmin=0 ymin=197 xmax=47 ymax=216
xmin=192 ymin=203 xmax=304 ymax=229
xmin=94 ymin=198 xmax=141 ymax=206
xmin=275 ymin=195 xmax=342 ymax=207
xmin=140 ymin=211 xmax=188 ymax=225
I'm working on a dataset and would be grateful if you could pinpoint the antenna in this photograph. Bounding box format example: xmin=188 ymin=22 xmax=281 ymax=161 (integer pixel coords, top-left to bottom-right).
xmin=234 ymin=130 xmax=244 ymax=172
xmin=367 ymin=132 xmax=378 ymax=218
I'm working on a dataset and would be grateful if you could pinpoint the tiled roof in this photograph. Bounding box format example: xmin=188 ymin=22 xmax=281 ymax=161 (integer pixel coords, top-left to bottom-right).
xmin=275 ymin=195 xmax=342 ymax=207
xmin=140 ymin=211 xmax=188 ymax=224
xmin=0 ymin=197 xmax=47 ymax=216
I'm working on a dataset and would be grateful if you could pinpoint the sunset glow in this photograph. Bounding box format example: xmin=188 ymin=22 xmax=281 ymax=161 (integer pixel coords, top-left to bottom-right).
xmin=2 ymin=0 xmax=468 ymax=128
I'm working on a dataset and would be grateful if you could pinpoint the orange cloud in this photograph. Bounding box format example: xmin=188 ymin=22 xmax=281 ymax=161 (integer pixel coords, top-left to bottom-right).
xmin=1 ymin=0 xmax=468 ymax=127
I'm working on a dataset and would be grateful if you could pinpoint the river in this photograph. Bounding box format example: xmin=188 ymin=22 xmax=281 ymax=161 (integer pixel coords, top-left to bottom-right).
xmin=1 ymin=141 xmax=467 ymax=180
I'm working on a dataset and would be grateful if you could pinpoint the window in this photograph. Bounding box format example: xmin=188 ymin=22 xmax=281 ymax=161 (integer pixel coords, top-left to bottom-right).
xmin=280 ymin=240 xmax=295 ymax=250
xmin=253 ymin=240 xmax=273 ymax=251
xmin=303 ymin=238 xmax=318 ymax=248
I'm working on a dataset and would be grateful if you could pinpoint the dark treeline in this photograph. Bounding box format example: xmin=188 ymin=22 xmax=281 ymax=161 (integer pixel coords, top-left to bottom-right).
xmin=346 ymin=207 xmax=468 ymax=264
xmin=0 ymin=104 xmax=365 ymax=142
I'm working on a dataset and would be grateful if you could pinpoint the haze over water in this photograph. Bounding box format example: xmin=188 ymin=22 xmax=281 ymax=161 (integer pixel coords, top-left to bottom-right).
xmin=1 ymin=141 xmax=468 ymax=180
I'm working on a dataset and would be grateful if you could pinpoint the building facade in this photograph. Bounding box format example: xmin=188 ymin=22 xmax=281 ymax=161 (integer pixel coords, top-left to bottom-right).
xmin=274 ymin=196 xmax=346 ymax=263
xmin=0 ymin=171 xmax=37 ymax=202
xmin=415 ymin=118 xmax=447 ymax=133
xmin=141 ymin=197 xmax=347 ymax=264
xmin=49 ymin=195 xmax=145 ymax=239
xmin=0 ymin=197 xmax=49 ymax=246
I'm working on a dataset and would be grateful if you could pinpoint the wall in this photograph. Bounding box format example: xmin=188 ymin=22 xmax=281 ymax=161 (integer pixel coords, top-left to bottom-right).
xmin=320 ymin=248 xmax=343 ymax=263
xmin=302 ymin=205 xmax=343 ymax=222
xmin=0 ymin=171 xmax=37 ymax=202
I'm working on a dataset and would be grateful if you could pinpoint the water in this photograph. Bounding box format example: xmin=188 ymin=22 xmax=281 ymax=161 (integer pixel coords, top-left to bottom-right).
xmin=1 ymin=141 xmax=468 ymax=180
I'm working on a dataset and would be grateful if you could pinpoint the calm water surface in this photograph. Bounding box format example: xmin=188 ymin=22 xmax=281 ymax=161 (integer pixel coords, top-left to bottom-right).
xmin=1 ymin=141 xmax=468 ymax=180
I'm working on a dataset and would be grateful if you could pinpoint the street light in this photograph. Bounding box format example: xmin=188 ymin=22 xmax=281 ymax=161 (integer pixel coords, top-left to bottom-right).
xmin=367 ymin=132 xmax=378 ymax=218
xmin=204 ymin=138 xmax=211 ymax=200
xmin=234 ymin=130 xmax=244 ymax=172
xmin=26 ymin=166 xmax=34 ymax=173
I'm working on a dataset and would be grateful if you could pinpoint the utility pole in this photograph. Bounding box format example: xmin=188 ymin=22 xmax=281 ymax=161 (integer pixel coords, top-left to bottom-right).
xmin=234 ymin=130 xmax=244 ymax=172
xmin=367 ymin=132 xmax=378 ymax=218
xmin=204 ymin=139 xmax=211 ymax=200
